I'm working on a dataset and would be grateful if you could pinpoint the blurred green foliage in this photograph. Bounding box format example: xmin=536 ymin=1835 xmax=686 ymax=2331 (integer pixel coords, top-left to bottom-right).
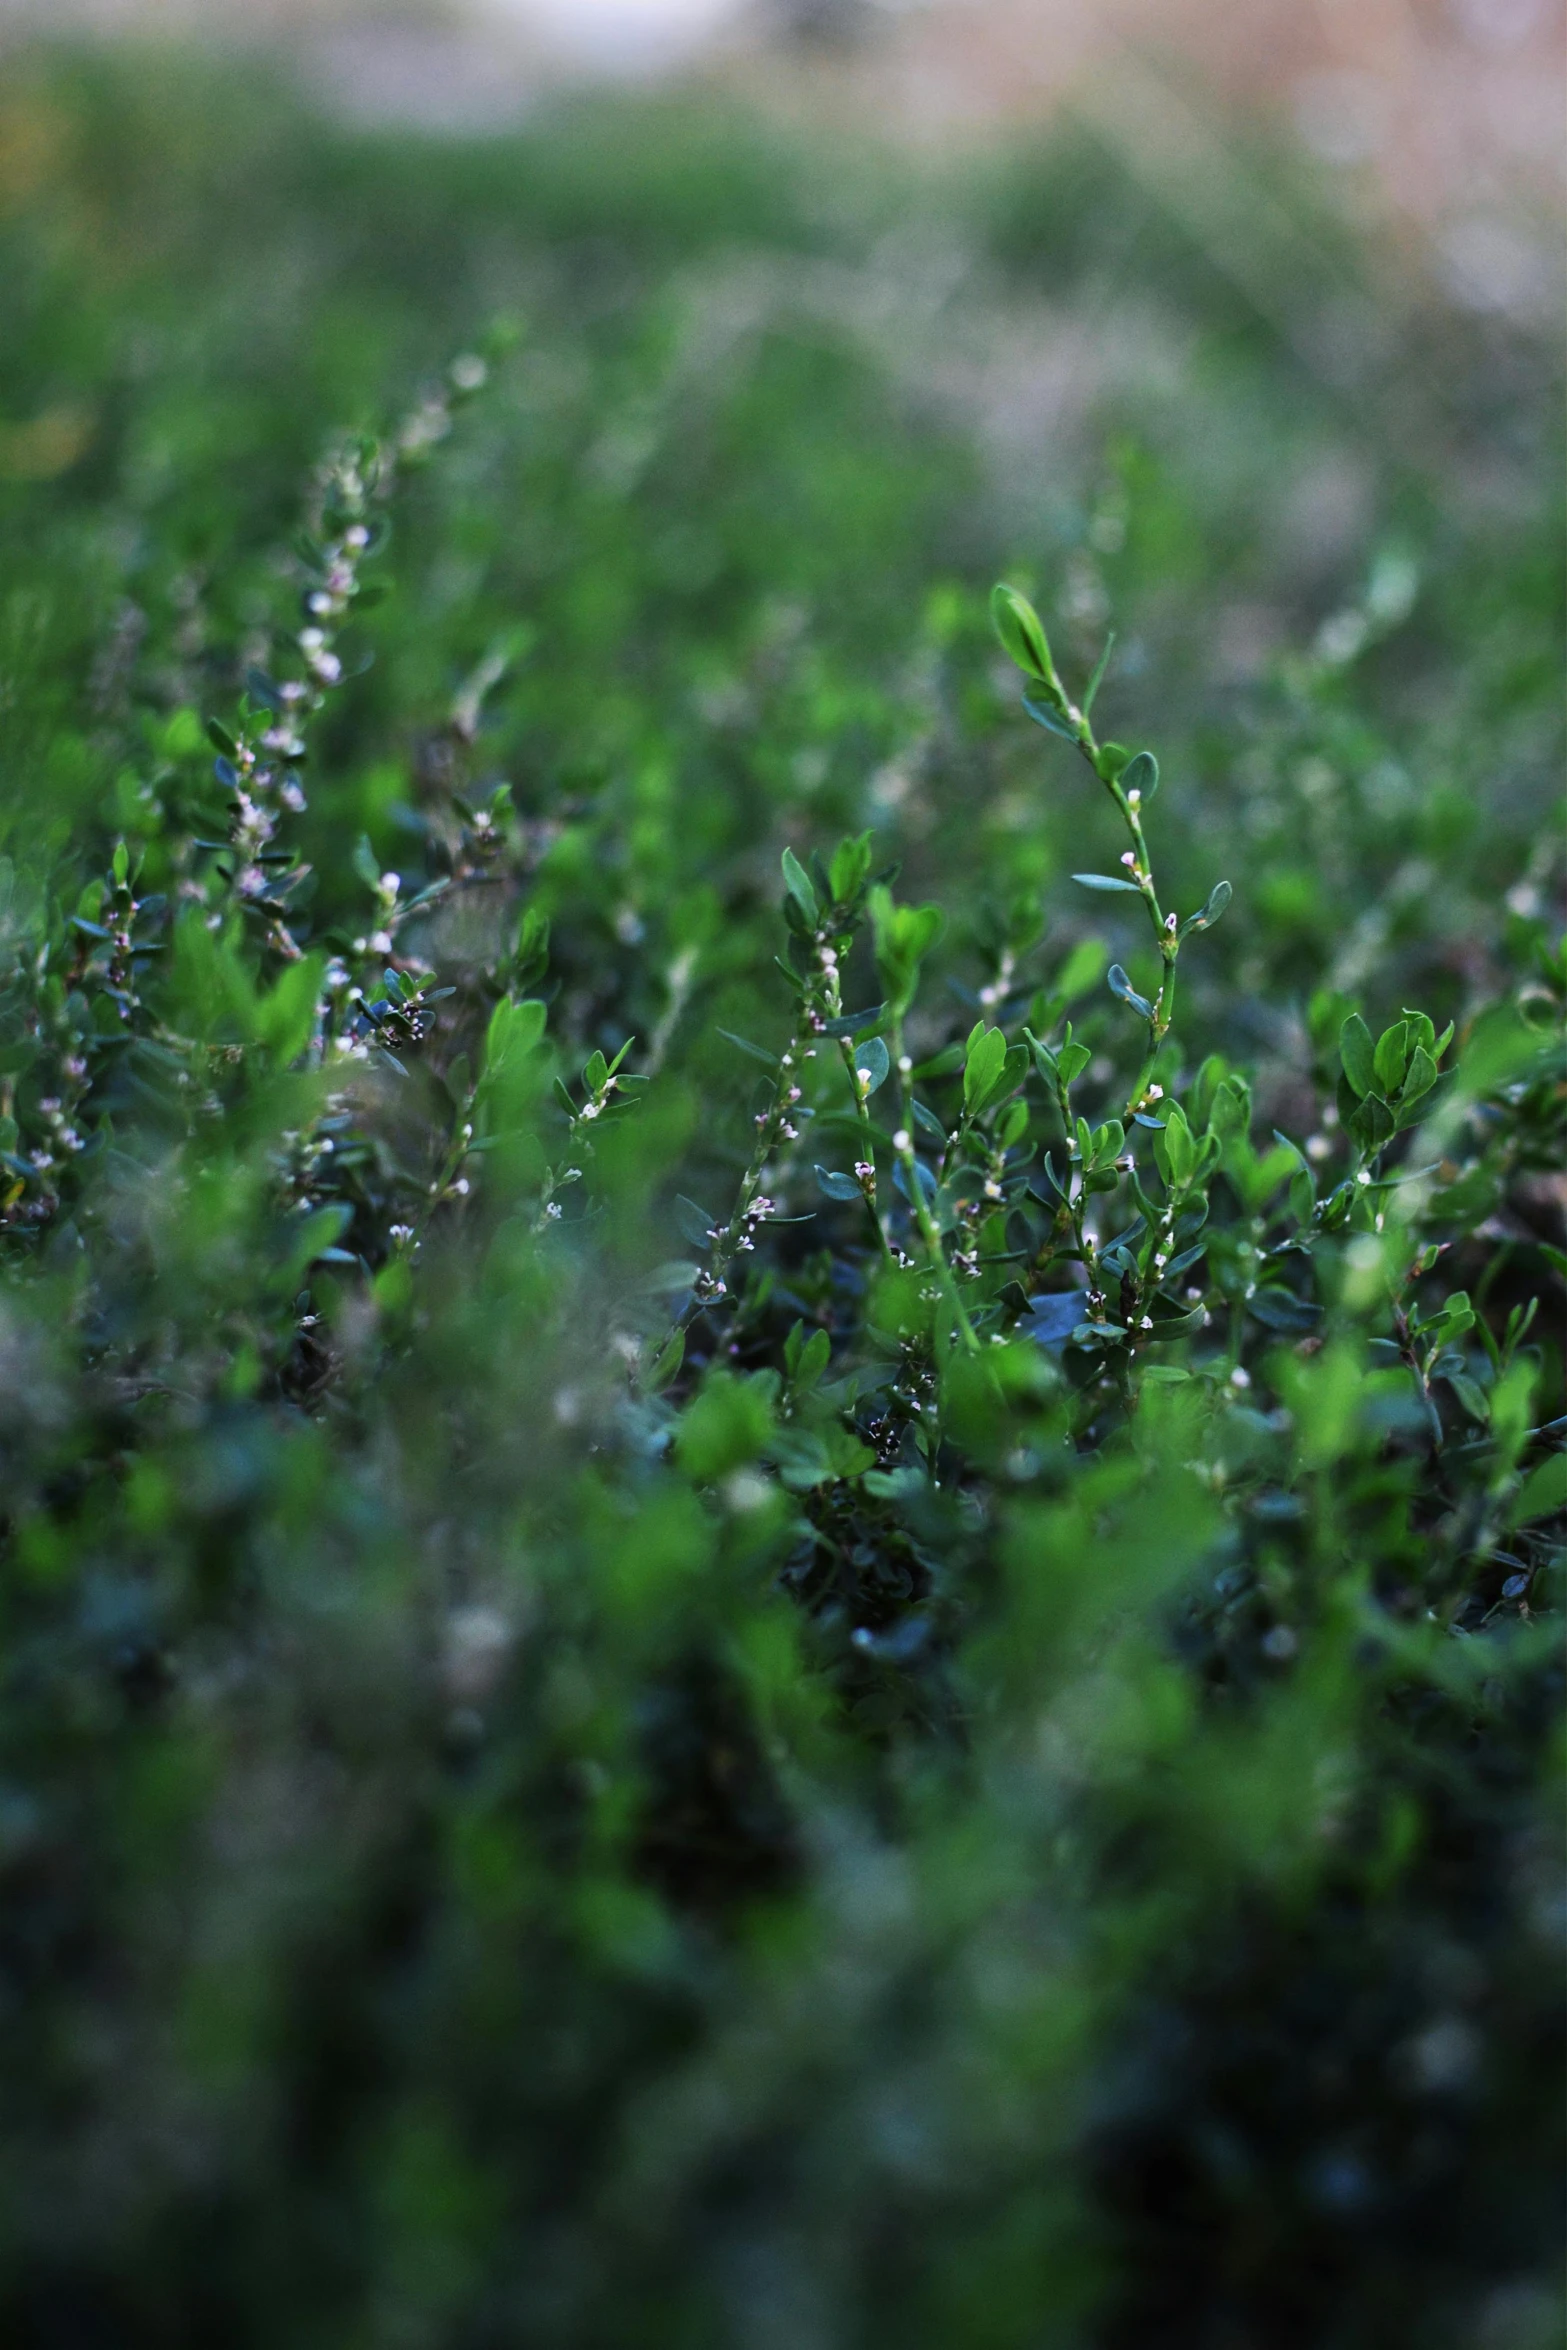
xmin=0 ymin=42 xmax=1561 ymax=2350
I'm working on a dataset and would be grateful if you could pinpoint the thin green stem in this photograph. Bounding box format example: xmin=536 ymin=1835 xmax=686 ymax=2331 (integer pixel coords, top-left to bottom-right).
xmin=890 ymin=1019 xmax=981 ymax=1356
xmin=837 ymin=1036 xmax=897 ymax=1268
xmin=667 ymin=1010 xmax=810 ymax=1343
xmin=1064 ymin=706 xmax=1182 ymax=1072
xmin=1043 ymin=1064 xmax=1110 ymax=1319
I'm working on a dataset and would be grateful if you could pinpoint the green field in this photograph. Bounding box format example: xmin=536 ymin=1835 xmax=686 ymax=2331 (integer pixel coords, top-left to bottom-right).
xmin=0 ymin=45 xmax=1562 ymax=2348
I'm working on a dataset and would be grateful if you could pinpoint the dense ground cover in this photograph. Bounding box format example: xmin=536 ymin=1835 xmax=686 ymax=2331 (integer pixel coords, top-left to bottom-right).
xmin=0 ymin=45 xmax=1562 ymax=2348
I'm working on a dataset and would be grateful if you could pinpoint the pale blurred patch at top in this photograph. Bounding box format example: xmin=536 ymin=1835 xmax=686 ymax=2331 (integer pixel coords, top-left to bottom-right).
xmin=0 ymin=0 xmax=1561 ymax=306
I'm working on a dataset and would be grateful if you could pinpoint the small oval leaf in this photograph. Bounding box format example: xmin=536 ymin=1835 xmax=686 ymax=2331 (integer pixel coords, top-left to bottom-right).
xmin=781 ymin=846 xmax=819 ymax=929
xmin=1107 ymin=964 xmax=1155 ymax=1020
xmin=991 ymin=584 xmax=1055 ymax=684
xmin=1340 ymin=1014 xmax=1376 ymax=1100
xmin=852 ymin=1035 xmax=891 ymax=1096
xmin=1022 ymin=692 xmax=1077 ymax=741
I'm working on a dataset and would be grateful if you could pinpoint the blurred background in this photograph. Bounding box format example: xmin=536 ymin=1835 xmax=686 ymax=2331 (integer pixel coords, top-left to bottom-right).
xmin=1 ymin=0 xmax=1562 ymax=216
xmin=0 ymin=0 xmax=1560 ymax=1013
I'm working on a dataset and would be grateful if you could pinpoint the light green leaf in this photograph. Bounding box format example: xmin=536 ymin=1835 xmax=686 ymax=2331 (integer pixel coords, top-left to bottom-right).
xmin=1055 ymin=938 xmax=1108 ymax=1002
xmin=964 ymin=1024 xmax=1007 ymax=1114
xmin=1340 ymin=1014 xmax=1375 ymax=1099
xmin=280 ymin=1201 xmax=354 ymax=1286
xmin=1401 ymin=1044 xmax=1437 ymax=1104
xmin=1508 ymin=1452 xmax=1567 ymax=1528
xmin=990 ymin=583 xmax=1056 ymax=686
xmin=781 ymin=846 xmax=819 ymax=930
xmin=1373 ymin=1021 xmax=1409 ymax=1096
xmin=257 ymin=952 xmax=325 ymax=1067
xmin=828 ymin=832 xmax=872 ymax=907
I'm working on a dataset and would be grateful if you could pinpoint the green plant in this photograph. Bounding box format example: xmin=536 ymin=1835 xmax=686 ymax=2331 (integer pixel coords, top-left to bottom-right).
xmin=0 ymin=54 xmax=1560 ymax=2350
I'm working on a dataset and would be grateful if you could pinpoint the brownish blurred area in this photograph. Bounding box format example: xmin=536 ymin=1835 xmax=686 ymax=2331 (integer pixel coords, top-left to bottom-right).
xmin=753 ymin=1 xmax=1564 ymax=230
xmin=2 ymin=0 xmax=1561 ymax=254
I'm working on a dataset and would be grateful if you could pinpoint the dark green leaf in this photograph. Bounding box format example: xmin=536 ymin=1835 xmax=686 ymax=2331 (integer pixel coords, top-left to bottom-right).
xmin=1182 ymin=879 xmax=1232 ymax=935
xmin=1248 ymin=1286 xmax=1322 ymax=1332
xmin=676 ymin=1194 xmax=719 ymax=1248
xmin=716 ymin=1029 xmax=779 ymax=1070
xmin=1348 ymin=1092 xmax=1396 ymax=1153
xmin=1026 ymin=1291 xmax=1089 ymax=1348
xmin=892 ymin=1156 xmax=937 ymax=1207
xmin=820 ymin=1005 xmax=885 ymax=1040
xmin=852 ymin=1035 xmax=890 ymax=1095
xmin=1022 ymin=692 xmax=1077 ymax=741
xmin=1107 ymin=964 xmax=1154 ymax=1021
